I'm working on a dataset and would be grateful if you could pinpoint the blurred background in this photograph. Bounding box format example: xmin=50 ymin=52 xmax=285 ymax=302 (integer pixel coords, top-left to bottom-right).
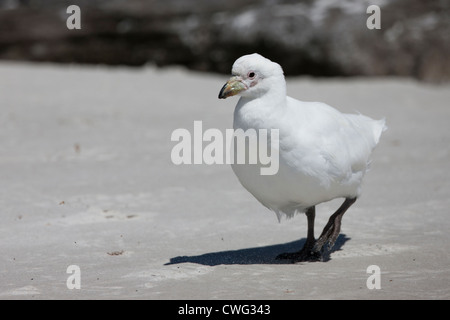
xmin=0 ymin=0 xmax=449 ymax=82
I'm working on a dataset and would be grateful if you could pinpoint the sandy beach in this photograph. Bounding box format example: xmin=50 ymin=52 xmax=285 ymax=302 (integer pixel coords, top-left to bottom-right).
xmin=0 ymin=62 xmax=449 ymax=299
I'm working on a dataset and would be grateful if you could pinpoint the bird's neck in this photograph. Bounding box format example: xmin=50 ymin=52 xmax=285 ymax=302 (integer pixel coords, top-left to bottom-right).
xmin=234 ymin=76 xmax=287 ymax=130
xmin=234 ymin=94 xmax=287 ymax=131
xmin=240 ymin=79 xmax=287 ymax=107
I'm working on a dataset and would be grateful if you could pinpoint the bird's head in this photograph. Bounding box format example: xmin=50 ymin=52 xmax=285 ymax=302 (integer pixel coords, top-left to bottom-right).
xmin=218 ymin=53 xmax=285 ymax=99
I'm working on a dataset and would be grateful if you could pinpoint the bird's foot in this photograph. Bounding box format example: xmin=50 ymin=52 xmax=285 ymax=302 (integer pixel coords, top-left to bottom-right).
xmin=314 ymin=222 xmax=341 ymax=253
xmin=276 ymin=247 xmax=321 ymax=263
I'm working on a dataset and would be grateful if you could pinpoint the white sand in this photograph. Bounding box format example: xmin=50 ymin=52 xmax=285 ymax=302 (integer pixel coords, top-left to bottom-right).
xmin=0 ymin=62 xmax=449 ymax=299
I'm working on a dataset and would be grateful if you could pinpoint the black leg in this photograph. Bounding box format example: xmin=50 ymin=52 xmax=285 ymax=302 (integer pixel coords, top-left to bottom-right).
xmin=276 ymin=206 xmax=320 ymax=262
xmin=314 ymin=197 xmax=357 ymax=253
xmin=304 ymin=206 xmax=316 ymax=250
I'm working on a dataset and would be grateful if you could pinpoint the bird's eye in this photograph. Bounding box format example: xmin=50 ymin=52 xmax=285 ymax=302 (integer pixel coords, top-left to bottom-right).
xmin=248 ymin=72 xmax=256 ymax=79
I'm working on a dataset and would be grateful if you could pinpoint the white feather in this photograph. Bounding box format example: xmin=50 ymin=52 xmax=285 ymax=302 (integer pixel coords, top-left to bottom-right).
xmin=227 ymin=54 xmax=386 ymax=220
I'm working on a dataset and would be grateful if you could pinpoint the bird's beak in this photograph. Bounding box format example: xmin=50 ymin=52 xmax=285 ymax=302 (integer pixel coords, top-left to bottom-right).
xmin=218 ymin=76 xmax=246 ymax=99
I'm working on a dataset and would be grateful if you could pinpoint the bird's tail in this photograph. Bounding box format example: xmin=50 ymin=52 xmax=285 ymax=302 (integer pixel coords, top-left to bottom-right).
xmin=348 ymin=114 xmax=387 ymax=148
xmin=372 ymin=118 xmax=387 ymax=146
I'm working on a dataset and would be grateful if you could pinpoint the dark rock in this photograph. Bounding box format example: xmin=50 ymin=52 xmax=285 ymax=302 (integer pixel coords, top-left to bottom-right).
xmin=0 ymin=0 xmax=448 ymax=82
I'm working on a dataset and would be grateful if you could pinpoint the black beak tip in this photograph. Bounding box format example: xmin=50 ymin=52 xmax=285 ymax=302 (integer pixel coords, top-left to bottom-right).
xmin=218 ymin=84 xmax=227 ymax=99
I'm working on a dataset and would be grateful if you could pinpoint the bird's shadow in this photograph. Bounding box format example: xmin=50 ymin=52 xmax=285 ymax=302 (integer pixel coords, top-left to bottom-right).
xmin=165 ymin=234 xmax=350 ymax=266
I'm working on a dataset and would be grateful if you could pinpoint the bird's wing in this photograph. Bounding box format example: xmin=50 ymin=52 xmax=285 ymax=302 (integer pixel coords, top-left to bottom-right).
xmin=283 ymin=98 xmax=384 ymax=182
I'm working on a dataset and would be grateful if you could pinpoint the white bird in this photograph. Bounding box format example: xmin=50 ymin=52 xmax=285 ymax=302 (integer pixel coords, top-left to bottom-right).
xmin=218 ymin=53 xmax=386 ymax=262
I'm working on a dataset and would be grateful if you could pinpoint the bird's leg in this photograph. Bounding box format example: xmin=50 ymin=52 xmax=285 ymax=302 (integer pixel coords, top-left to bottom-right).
xmin=304 ymin=206 xmax=316 ymax=251
xmin=276 ymin=206 xmax=320 ymax=262
xmin=314 ymin=197 xmax=357 ymax=253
